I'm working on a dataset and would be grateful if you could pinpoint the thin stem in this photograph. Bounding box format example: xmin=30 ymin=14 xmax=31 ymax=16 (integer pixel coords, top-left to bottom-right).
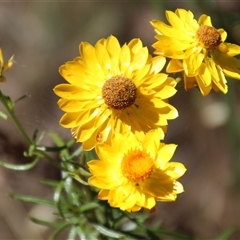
xmin=0 ymin=90 xmax=61 ymax=169
xmin=0 ymin=91 xmax=32 ymax=144
xmin=35 ymin=149 xmax=61 ymax=169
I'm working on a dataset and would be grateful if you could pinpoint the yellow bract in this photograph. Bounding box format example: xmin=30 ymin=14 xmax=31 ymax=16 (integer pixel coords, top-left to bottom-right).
xmin=87 ymin=129 xmax=186 ymax=212
xmin=0 ymin=48 xmax=14 ymax=83
xmin=151 ymin=9 xmax=240 ymax=96
xmin=54 ymin=35 xmax=178 ymax=150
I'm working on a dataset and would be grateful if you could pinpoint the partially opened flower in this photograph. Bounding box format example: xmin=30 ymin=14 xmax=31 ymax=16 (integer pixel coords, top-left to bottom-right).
xmin=54 ymin=36 xmax=178 ymax=150
xmin=87 ymin=129 xmax=186 ymax=212
xmin=0 ymin=48 xmax=14 ymax=83
xmin=151 ymin=9 xmax=240 ymax=96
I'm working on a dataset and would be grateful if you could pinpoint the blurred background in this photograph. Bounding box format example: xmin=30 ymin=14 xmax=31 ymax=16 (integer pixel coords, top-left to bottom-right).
xmin=1 ymin=1 xmax=240 ymax=239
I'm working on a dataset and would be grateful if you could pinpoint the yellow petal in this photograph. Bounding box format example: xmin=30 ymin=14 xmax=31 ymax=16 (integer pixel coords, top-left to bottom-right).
xmin=166 ymin=10 xmax=185 ymax=30
xmin=150 ymin=56 xmax=166 ymax=73
xmin=195 ymin=73 xmax=212 ymax=96
xmin=142 ymin=129 xmax=164 ymax=157
xmin=131 ymin=47 xmax=149 ymax=69
xmin=218 ymin=28 xmax=227 ymax=42
xmin=156 ymin=144 xmax=178 ymax=166
xmin=166 ymin=59 xmax=183 ymax=73
xmin=164 ymin=162 xmax=187 ymax=179
xmin=224 ymin=43 xmax=240 ymax=56
xmin=198 ymin=14 xmax=212 ymax=26
xmin=119 ymin=44 xmax=131 ymax=73
xmin=128 ymin=38 xmax=143 ymax=53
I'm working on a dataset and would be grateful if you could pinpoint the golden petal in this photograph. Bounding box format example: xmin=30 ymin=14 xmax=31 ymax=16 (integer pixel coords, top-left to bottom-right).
xmin=156 ymin=144 xmax=177 ymax=166
xmin=218 ymin=28 xmax=227 ymax=42
xmin=106 ymin=35 xmax=121 ymax=57
xmin=128 ymin=38 xmax=143 ymax=53
xmin=166 ymin=59 xmax=183 ymax=73
xmin=119 ymin=44 xmax=131 ymax=72
xmin=131 ymin=47 xmax=149 ymax=69
xmin=164 ymin=162 xmax=187 ymax=179
xmin=142 ymin=129 xmax=163 ymax=157
xmin=150 ymin=56 xmax=166 ymax=74
xmin=198 ymin=14 xmax=212 ymax=26
xmin=166 ymin=10 xmax=185 ymax=30
xmin=224 ymin=43 xmax=240 ymax=56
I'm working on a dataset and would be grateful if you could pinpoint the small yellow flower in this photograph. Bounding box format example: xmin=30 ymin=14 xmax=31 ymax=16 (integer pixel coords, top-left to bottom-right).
xmin=54 ymin=36 xmax=178 ymax=150
xmin=0 ymin=48 xmax=14 ymax=82
xmin=151 ymin=9 xmax=240 ymax=96
xmin=87 ymin=129 xmax=186 ymax=212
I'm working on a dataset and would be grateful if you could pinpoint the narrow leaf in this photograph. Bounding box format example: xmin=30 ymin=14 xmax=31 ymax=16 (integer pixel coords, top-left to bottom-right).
xmin=0 ymin=110 xmax=8 ymax=120
xmin=53 ymin=181 xmax=65 ymax=219
xmin=29 ymin=216 xmax=65 ymax=228
xmin=48 ymin=222 xmax=71 ymax=240
xmin=9 ymin=194 xmax=55 ymax=207
xmin=79 ymin=202 xmax=99 ymax=213
xmin=68 ymin=172 xmax=89 ymax=186
xmin=216 ymin=228 xmax=237 ymax=240
xmin=91 ymin=223 xmax=124 ymax=239
xmin=0 ymin=157 xmax=39 ymax=171
xmin=84 ymin=149 xmax=98 ymax=161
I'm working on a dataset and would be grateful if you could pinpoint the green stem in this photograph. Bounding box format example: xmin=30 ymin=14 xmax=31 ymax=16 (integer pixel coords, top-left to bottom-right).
xmin=0 ymin=90 xmax=61 ymax=169
xmin=35 ymin=149 xmax=61 ymax=168
xmin=0 ymin=90 xmax=32 ymax=144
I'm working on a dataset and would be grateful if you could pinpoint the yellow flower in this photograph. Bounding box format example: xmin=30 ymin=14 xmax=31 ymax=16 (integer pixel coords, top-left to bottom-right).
xmin=87 ymin=129 xmax=186 ymax=212
xmin=151 ymin=9 xmax=240 ymax=96
xmin=0 ymin=48 xmax=14 ymax=82
xmin=54 ymin=36 xmax=178 ymax=150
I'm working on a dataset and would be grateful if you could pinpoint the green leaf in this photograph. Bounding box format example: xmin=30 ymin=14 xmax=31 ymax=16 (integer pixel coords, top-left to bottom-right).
xmin=48 ymin=222 xmax=71 ymax=240
xmin=79 ymin=202 xmax=99 ymax=213
xmin=0 ymin=157 xmax=39 ymax=170
xmin=49 ymin=132 xmax=66 ymax=146
xmin=29 ymin=216 xmax=66 ymax=229
xmin=9 ymin=194 xmax=55 ymax=206
xmin=157 ymin=229 xmax=194 ymax=240
xmin=0 ymin=110 xmax=8 ymax=120
xmin=68 ymin=172 xmax=89 ymax=186
xmin=41 ymin=179 xmax=60 ymax=187
xmin=146 ymin=229 xmax=160 ymax=240
xmin=24 ymin=143 xmax=37 ymax=157
xmin=53 ymin=181 xmax=65 ymax=219
xmin=91 ymin=223 xmax=124 ymax=239
xmin=14 ymin=94 xmax=29 ymax=105
xmin=67 ymin=227 xmax=78 ymax=240
xmin=32 ymin=129 xmax=39 ymax=142
xmin=215 ymin=228 xmax=238 ymax=240
xmin=4 ymin=94 xmax=14 ymax=110
xmin=69 ymin=145 xmax=82 ymax=159
xmin=84 ymin=149 xmax=98 ymax=161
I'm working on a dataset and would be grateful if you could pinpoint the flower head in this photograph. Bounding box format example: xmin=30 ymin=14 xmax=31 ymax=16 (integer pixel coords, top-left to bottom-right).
xmin=0 ymin=48 xmax=14 ymax=83
xmin=87 ymin=129 xmax=186 ymax=212
xmin=54 ymin=36 xmax=178 ymax=150
xmin=151 ymin=9 xmax=240 ymax=95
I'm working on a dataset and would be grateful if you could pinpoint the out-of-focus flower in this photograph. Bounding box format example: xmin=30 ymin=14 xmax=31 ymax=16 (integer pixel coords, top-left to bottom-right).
xmin=0 ymin=48 xmax=14 ymax=82
xmin=151 ymin=9 xmax=240 ymax=96
xmin=87 ymin=129 xmax=186 ymax=212
xmin=54 ymin=36 xmax=178 ymax=150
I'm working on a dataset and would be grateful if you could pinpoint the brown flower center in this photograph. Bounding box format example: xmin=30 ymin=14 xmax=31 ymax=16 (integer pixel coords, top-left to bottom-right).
xmin=196 ymin=25 xmax=221 ymax=49
xmin=102 ymin=76 xmax=137 ymax=110
xmin=121 ymin=150 xmax=154 ymax=182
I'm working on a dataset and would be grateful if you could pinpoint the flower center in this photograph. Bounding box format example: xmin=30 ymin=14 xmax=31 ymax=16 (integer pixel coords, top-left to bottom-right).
xmin=196 ymin=25 xmax=221 ymax=49
xmin=121 ymin=150 xmax=154 ymax=182
xmin=102 ymin=76 xmax=137 ymax=110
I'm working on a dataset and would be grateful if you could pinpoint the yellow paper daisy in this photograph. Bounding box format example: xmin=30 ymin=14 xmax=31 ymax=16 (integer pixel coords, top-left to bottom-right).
xmin=151 ymin=9 xmax=240 ymax=96
xmin=0 ymin=48 xmax=14 ymax=83
xmin=87 ymin=129 xmax=186 ymax=212
xmin=54 ymin=36 xmax=178 ymax=150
